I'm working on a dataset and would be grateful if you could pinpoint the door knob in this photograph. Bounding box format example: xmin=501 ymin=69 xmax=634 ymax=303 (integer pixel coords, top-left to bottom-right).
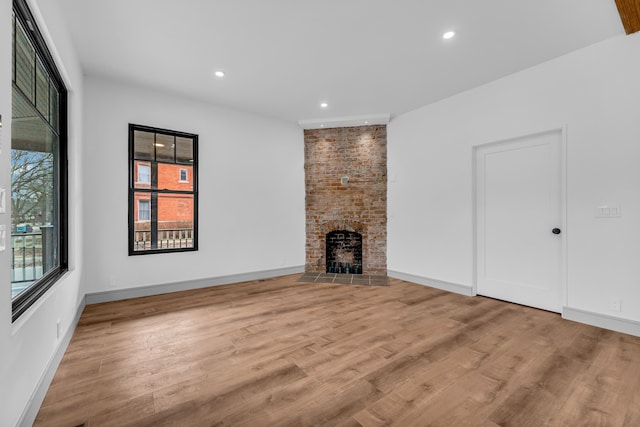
xmin=552 ymin=228 xmax=561 ymax=235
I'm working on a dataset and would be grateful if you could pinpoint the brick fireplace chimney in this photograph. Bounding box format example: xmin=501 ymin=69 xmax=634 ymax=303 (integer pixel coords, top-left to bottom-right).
xmin=304 ymin=125 xmax=387 ymax=275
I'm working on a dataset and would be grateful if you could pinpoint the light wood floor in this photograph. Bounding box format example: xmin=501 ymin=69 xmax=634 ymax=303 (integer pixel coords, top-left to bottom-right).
xmin=35 ymin=275 xmax=640 ymax=426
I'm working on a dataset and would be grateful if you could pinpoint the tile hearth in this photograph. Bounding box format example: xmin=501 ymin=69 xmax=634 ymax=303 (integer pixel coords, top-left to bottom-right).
xmin=298 ymin=272 xmax=389 ymax=286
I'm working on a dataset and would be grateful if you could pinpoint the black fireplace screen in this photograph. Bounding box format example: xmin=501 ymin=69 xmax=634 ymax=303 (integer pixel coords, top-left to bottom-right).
xmin=326 ymin=230 xmax=362 ymax=274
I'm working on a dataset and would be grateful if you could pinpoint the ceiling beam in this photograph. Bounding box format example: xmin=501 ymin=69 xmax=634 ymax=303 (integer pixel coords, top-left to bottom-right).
xmin=615 ymin=0 xmax=640 ymax=35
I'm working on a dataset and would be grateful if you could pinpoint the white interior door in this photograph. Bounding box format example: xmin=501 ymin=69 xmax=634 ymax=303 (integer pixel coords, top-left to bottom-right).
xmin=475 ymin=130 xmax=564 ymax=312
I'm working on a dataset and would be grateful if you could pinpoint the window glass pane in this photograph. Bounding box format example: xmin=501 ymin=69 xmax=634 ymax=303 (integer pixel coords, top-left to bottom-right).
xmin=158 ymin=194 xmax=194 ymax=249
xmin=131 ymin=193 xmax=195 ymax=252
xmin=36 ymin=57 xmax=49 ymax=117
xmin=176 ymin=136 xmax=194 ymax=164
xmin=132 ymin=192 xmax=152 ymax=252
xmin=133 ymin=130 xmax=154 ymax=160
xmin=157 ymin=164 xmax=192 ymax=191
xmin=11 ymin=90 xmax=59 ymax=298
xmin=155 ymin=133 xmax=175 ymax=163
xmin=15 ymin=20 xmax=35 ymax=101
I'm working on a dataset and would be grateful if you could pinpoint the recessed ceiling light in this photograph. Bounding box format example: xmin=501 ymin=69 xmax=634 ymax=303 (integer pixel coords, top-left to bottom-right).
xmin=320 ymin=102 xmax=328 ymax=108
xmin=443 ymin=31 xmax=455 ymax=40
xmin=365 ymin=121 xmax=369 ymax=124
xmin=214 ymin=70 xmax=225 ymax=78
xmin=320 ymin=124 xmax=324 ymax=128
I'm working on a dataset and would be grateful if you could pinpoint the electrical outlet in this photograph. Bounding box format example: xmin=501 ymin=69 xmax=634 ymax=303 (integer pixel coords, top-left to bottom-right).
xmin=610 ymin=298 xmax=621 ymax=312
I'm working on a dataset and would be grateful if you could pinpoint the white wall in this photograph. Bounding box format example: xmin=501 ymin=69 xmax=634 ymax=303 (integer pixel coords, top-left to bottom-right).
xmin=388 ymin=33 xmax=640 ymax=324
xmin=0 ymin=0 xmax=85 ymax=426
xmin=82 ymin=76 xmax=305 ymax=294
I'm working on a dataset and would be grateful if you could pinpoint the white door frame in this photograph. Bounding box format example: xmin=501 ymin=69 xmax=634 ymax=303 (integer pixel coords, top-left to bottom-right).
xmin=471 ymin=126 xmax=568 ymax=311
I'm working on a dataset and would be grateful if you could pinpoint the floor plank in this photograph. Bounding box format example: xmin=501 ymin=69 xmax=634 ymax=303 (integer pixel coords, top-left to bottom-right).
xmin=34 ymin=274 xmax=640 ymax=426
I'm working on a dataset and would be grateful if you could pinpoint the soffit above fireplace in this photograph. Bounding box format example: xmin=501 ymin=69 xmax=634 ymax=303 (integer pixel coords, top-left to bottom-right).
xmin=298 ymin=113 xmax=390 ymax=130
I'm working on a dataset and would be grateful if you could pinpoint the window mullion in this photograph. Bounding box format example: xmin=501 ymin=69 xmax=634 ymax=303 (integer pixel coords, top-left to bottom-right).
xmin=150 ymin=162 xmax=159 ymax=249
xmin=12 ymin=14 xmax=16 ymax=83
xmin=31 ymin=36 xmax=36 ymax=102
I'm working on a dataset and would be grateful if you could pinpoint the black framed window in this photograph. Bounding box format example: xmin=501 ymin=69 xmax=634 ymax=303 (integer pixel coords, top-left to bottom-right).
xmin=11 ymin=0 xmax=68 ymax=321
xmin=129 ymin=124 xmax=198 ymax=255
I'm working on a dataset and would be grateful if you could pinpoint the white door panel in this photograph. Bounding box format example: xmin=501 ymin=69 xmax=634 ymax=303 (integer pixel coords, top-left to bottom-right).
xmin=476 ymin=130 xmax=563 ymax=312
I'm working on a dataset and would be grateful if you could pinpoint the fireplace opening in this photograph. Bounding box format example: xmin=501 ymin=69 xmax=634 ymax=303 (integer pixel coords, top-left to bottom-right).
xmin=326 ymin=230 xmax=363 ymax=274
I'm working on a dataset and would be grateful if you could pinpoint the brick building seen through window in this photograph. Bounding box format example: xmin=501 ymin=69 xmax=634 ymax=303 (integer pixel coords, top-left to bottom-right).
xmin=133 ymin=161 xmax=193 ymax=223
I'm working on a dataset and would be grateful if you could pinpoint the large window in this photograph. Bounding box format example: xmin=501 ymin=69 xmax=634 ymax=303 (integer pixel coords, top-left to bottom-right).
xmin=11 ymin=0 xmax=68 ymax=321
xmin=129 ymin=124 xmax=198 ymax=254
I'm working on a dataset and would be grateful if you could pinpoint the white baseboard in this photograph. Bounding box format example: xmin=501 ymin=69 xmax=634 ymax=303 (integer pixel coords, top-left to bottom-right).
xmin=562 ymin=306 xmax=640 ymax=337
xmin=19 ymin=298 xmax=86 ymax=427
xmin=85 ymin=265 xmax=305 ymax=305
xmin=387 ymin=270 xmax=474 ymax=296
xmin=389 ymin=272 xmax=640 ymax=337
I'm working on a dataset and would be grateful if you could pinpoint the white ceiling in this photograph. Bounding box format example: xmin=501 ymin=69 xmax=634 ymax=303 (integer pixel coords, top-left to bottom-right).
xmin=56 ymin=0 xmax=624 ymax=124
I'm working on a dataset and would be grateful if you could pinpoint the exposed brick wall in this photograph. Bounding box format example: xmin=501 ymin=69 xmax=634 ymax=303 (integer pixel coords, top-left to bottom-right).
xmin=304 ymin=125 xmax=387 ymax=275
xmin=158 ymin=163 xmax=193 ymax=192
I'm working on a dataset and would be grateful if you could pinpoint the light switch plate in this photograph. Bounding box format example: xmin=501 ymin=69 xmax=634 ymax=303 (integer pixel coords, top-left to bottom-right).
xmin=0 ymin=187 xmax=6 ymax=213
xmin=595 ymin=204 xmax=622 ymax=218
xmin=0 ymin=225 xmax=6 ymax=251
